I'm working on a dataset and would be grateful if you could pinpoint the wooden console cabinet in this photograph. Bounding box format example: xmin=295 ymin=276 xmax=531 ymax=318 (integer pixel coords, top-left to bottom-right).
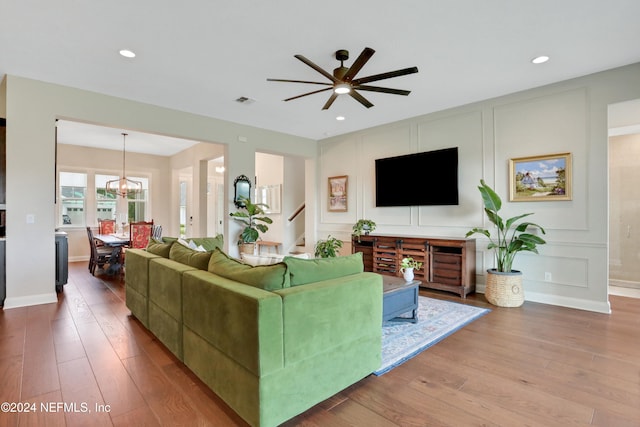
xmin=352 ymin=234 xmax=476 ymax=298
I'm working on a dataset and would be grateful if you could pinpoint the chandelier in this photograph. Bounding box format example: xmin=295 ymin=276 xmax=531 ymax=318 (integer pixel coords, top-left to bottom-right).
xmin=106 ymin=133 xmax=142 ymax=197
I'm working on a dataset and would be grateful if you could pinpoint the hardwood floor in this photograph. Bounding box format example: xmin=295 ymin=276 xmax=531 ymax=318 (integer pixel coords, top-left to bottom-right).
xmin=1 ymin=262 xmax=639 ymax=426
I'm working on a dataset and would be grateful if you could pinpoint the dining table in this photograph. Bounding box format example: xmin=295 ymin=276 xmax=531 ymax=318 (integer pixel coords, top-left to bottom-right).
xmin=94 ymin=233 xmax=130 ymax=275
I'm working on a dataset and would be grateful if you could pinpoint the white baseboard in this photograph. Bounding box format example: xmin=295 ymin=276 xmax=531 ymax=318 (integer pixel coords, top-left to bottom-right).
xmin=609 ymin=279 xmax=640 ymax=289
xmin=475 ymin=285 xmax=611 ymax=314
xmin=3 ymin=292 xmax=58 ymax=309
xmin=524 ymin=291 xmax=611 ymax=314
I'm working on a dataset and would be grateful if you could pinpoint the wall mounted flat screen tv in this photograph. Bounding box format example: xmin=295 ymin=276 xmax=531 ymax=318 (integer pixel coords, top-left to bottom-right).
xmin=375 ymin=147 xmax=459 ymax=206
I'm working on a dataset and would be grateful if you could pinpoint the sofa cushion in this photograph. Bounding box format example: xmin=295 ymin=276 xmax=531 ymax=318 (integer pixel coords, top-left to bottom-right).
xmin=169 ymin=241 xmax=212 ymax=270
xmin=208 ymin=248 xmax=290 ymax=291
xmin=190 ymin=235 xmax=224 ymax=251
xmin=241 ymin=252 xmax=310 ymax=266
xmin=146 ymin=238 xmax=174 ymax=258
xmin=163 ymin=235 xmax=224 ymax=252
xmin=284 ymin=252 xmax=364 ymax=286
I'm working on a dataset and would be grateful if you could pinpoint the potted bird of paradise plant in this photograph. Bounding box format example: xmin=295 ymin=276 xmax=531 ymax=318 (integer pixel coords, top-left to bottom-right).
xmin=466 ymin=179 xmax=546 ymax=307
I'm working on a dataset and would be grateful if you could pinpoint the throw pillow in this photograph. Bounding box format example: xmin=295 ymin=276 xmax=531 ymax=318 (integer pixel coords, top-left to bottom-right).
xmin=241 ymin=254 xmax=280 ymax=266
xmin=284 ymin=252 xmax=364 ymax=286
xmin=146 ymin=239 xmax=173 ymax=258
xmin=169 ymin=241 xmax=212 ymax=270
xmin=177 ymin=238 xmax=191 ymax=248
xmin=208 ymin=248 xmax=290 ymax=291
xmin=189 ymin=235 xmax=224 ymax=251
xmin=163 ymin=235 xmax=223 ymax=252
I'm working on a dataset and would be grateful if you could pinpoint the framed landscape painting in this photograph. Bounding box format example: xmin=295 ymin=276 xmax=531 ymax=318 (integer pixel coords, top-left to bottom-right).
xmin=328 ymin=175 xmax=348 ymax=211
xmin=509 ymin=153 xmax=572 ymax=202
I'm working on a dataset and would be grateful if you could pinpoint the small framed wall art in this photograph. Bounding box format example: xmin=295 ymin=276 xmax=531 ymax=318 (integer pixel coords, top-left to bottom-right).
xmin=328 ymin=175 xmax=348 ymax=212
xmin=509 ymin=152 xmax=572 ymax=202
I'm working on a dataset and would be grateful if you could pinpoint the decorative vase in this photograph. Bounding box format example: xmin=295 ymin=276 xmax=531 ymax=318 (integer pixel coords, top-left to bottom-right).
xmin=402 ymin=267 xmax=414 ymax=282
xmin=362 ymin=225 xmax=371 ymax=235
xmin=485 ymin=269 xmax=524 ymax=307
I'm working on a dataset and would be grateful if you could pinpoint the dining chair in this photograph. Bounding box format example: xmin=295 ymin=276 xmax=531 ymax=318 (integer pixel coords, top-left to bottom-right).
xmin=86 ymin=227 xmax=112 ymax=275
xmin=151 ymin=224 xmax=163 ymax=241
xmin=129 ymin=220 xmax=154 ymax=249
xmin=118 ymin=220 xmax=154 ymax=278
xmin=98 ymin=218 xmax=116 ymax=235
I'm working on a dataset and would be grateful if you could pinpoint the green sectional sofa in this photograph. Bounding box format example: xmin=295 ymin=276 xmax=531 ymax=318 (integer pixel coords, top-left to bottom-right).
xmin=125 ymin=236 xmax=383 ymax=427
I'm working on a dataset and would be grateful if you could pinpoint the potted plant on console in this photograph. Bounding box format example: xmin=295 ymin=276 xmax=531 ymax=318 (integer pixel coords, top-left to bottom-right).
xmin=466 ymin=179 xmax=546 ymax=307
xmin=352 ymin=219 xmax=376 ymax=242
xmin=230 ymin=196 xmax=272 ymax=255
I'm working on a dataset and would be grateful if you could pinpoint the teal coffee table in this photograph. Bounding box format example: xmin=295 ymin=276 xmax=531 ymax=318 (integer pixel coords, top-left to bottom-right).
xmin=382 ymin=276 xmax=420 ymax=323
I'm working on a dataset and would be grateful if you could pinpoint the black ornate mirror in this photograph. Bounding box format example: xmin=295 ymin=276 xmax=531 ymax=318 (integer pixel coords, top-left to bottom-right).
xmin=234 ymin=174 xmax=252 ymax=208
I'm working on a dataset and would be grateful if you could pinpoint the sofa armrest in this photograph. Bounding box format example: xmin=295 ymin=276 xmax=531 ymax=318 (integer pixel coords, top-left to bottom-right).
xmin=125 ymin=248 xmax=161 ymax=296
xmin=125 ymin=248 xmax=162 ymax=327
xmin=182 ymin=270 xmax=284 ymax=375
xmin=273 ymin=272 xmax=382 ymax=364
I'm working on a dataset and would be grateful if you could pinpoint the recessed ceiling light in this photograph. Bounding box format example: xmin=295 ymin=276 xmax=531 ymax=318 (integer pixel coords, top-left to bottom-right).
xmin=531 ymin=55 xmax=549 ymax=64
xmin=119 ymin=49 xmax=136 ymax=58
xmin=336 ymin=116 xmax=346 ymax=121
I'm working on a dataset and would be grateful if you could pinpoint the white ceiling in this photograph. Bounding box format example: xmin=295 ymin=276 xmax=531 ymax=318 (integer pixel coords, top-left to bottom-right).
xmin=2 ymin=0 xmax=640 ymax=147
xmin=55 ymin=120 xmax=201 ymax=156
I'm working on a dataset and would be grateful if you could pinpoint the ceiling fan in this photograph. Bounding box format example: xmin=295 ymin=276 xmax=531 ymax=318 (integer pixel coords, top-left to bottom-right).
xmin=267 ymin=47 xmax=418 ymax=110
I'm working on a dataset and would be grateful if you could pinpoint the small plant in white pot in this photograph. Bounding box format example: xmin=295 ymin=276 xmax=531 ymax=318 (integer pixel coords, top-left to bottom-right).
xmin=352 ymin=219 xmax=376 ymax=242
xmin=466 ymin=179 xmax=546 ymax=307
xmin=400 ymin=257 xmax=422 ymax=282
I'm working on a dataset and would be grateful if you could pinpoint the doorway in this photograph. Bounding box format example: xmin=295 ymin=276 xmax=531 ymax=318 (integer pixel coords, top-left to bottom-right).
xmin=178 ymin=167 xmax=192 ymax=238
xmin=207 ymin=157 xmax=225 ymax=237
xmin=608 ymin=99 xmax=640 ymax=298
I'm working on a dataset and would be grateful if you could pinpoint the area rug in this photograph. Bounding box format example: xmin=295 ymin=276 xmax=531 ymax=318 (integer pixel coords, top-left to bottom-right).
xmin=374 ymin=296 xmax=490 ymax=375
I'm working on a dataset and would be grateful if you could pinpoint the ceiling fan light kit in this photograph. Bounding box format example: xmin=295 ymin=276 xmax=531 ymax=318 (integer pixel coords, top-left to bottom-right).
xmin=267 ymin=47 xmax=418 ymax=110
xmin=334 ymin=83 xmax=351 ymax=94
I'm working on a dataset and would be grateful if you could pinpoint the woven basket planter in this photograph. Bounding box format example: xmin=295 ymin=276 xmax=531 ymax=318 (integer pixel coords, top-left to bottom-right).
xmin=485 ymin=269 xmax=524 ymax=307
xmin=239 ymin=243 xmax=256 ymax=255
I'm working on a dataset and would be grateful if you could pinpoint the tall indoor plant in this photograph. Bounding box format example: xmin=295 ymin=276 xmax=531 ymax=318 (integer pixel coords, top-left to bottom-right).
xmin=466 ymin=179 xmax=546 ymax=306
xmin=230 ymin=196 xmax=272 ymax=254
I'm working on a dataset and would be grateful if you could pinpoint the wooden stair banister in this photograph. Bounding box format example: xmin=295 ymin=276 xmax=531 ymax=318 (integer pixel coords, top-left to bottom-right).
xmin=288 ymin=202 xmax=305 ymax=222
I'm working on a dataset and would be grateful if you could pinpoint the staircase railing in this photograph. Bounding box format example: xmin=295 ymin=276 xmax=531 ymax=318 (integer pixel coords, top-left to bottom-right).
xmin=288 ymin=202 xmax=305 ymax=222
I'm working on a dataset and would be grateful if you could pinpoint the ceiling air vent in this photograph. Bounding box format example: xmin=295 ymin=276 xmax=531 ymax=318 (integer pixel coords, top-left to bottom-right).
xmin=235 ymin=96 xmax=255 ymax=105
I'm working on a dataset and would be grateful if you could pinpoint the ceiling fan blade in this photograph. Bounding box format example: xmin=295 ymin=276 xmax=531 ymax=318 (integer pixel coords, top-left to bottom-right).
xmin=322 ymin=93 xmax=339 ymax=110
xmin=283 ymin=87 xmax=332 ymax=102
xmin=342 ymin=47 xmax=375 ymax=82
xmin=355 ymin=85 xmax=411 ymax=96
xmin=353 ymin=66 xmax=419 ymax=85
xmin=294 ymin=55 xmax=338 ymax=83
xmin=267 ymin=78 xmax=332 ymax=86
xmin=349 ymin=90 xmax=374 ymax=109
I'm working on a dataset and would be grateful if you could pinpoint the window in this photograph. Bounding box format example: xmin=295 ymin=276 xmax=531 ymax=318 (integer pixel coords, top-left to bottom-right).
xmin=58 ymin=171 xmax=150 ymax=228
xmin=60 ymin=172 xmax=87 ymax=226
xmin=127 ymin=176 xmax=149 ymax=222
xmin=96 ymin=174 xmax=118 ymax=221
